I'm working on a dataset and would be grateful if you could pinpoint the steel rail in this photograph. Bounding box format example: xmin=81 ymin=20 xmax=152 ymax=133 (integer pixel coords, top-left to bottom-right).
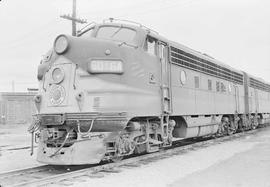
xmin=0 ymin=127 xmax=263 ymax=187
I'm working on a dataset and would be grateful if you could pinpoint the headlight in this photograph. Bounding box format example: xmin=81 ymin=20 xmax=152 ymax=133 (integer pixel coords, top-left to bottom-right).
xmin=49 ymin=85 xmax=65 ymax=105
xmin=88 ymin=60 xmax=123 ymax=74
xmin=54 ymin=35 xmax=69 ymax=54
xmin=52 ymin=67 xmax=65 ymax=84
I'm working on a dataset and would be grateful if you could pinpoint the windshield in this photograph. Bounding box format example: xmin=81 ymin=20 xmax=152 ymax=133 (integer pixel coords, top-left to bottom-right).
xmin=96 ymin=26 xmax=136 ymax=44
xmin=79 ymin=27 xmax=94 ymax=38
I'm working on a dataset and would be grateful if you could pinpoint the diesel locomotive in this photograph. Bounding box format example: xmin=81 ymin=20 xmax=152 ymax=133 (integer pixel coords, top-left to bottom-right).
xmin=30 ymin=18 xmax=270 ymax=165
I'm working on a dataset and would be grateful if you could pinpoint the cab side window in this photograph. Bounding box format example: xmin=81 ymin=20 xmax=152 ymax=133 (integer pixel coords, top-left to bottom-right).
xmin=144 ymin=36 xmax=157 ymax=56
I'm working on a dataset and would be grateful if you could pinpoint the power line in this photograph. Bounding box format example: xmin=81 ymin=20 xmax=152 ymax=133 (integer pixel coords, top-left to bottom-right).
xmin=60 ymin=0 xmax=87 ymax=36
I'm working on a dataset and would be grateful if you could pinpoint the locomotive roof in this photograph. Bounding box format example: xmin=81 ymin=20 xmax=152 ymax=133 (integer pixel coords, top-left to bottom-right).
xmin=151 ymin=30 xmax=270 ymax=85
xmin=128 ymin=21 xmax=244 ymax=75
xmin=96 ymin=20 xmax=269 ymax=82
xmin=169 ymin=39 xmax=270 ymax=85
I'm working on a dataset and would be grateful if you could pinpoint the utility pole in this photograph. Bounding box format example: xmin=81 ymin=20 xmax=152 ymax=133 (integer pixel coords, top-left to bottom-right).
xmin=60 ymin=0 xmax=87 ymax=36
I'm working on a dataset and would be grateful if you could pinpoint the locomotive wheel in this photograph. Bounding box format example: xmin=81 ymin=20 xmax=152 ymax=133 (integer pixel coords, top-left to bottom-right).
xmin=228 ymin=122 xmax=236 ymax=135
xmin=233 ymin=121 xmax=239 ymax=134
xmin=251 ymin=122 xmax=258 ymax=130
xmin=251 ymin=116 xmax=259 ymax=129
xmin=227 ymin=127 xmax=234 ymax=135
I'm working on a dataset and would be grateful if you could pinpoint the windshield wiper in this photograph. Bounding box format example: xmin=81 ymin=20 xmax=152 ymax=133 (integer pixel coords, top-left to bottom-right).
xmin=118 ymin=41 xmax=138 ymax=49
xmin=110 ymin=25 xmax=123 ymax=38
xmin=77 ymin=22 xmax=96 ymax=36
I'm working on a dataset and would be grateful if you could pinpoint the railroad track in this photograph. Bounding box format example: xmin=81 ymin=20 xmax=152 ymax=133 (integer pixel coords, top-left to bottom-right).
xmin=0 ymin=164 xmax=95 ymax=187
xmin=0 ymin=127 xmax=265 ymax=187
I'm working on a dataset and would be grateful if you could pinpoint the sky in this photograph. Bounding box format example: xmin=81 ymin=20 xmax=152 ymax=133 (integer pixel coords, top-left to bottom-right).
xmin=0 ymin=0 xmax=269 ymax=92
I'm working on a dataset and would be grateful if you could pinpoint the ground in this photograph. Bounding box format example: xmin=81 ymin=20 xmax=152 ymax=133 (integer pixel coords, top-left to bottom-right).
xmin=170 ymin=128 xmax=270 ymax=187
xmin=0 ymin=124 xmax=43 ymax=172
xmin=0 ymin=124 xmax=270 ymax=187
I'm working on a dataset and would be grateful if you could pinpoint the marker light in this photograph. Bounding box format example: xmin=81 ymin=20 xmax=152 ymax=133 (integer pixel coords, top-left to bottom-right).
xmin=88 ymin=60 xmax=123 ymax=74
xmin=52 ymin=67 xmax=65 ymax=84
xmin=54 ymin=35 xmax=69 ymax=54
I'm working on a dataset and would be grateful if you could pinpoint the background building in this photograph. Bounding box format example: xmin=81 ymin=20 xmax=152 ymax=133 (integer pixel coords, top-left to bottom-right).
xmin=0 ymin=91 xmax=37 ymax=125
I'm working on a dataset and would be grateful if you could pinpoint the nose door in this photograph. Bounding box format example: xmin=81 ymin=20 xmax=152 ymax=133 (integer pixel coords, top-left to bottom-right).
xmin=158 ymin=42 xmax=172 ymax=114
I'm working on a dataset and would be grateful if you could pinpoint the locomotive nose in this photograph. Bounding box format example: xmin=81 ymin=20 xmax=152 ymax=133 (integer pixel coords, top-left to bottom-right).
xmin=60 ymin=35 xmax=123 ymax=58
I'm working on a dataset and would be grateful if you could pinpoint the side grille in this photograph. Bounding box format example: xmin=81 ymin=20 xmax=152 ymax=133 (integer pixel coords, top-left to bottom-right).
xmin=170 ymin=46 xmax=243 ymax=85
xmin=250 ymin=77 xmax=270 ymax=92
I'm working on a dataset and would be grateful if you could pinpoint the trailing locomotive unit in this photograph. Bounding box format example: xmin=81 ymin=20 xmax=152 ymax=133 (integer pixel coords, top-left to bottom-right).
xmin=31 ymin=18 xmax=270 ymax=165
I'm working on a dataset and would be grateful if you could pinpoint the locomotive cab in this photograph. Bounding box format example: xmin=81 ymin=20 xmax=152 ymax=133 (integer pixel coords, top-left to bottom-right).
xmin=36 ymin=21 xmax=169 ymax=116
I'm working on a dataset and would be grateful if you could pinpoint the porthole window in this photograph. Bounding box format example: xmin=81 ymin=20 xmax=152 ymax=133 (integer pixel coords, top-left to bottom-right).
xmin=180 ymin=70 xmax=187 ymax=85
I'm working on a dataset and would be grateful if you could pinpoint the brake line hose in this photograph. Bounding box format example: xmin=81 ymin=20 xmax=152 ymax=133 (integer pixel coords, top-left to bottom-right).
xmin=49 ymin=128 xmax=73 ymax=158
